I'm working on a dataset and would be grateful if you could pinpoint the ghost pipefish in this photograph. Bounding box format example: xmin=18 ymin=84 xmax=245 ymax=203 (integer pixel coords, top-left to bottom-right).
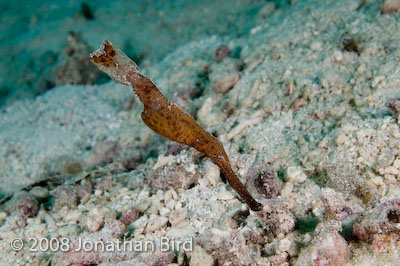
xmin=89 ymin=40 xmax=262 ymax=211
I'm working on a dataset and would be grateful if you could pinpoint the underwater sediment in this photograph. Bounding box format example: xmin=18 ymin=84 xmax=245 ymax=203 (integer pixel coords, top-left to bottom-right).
xmin=0 ymin=0 xmax=400 ymax=265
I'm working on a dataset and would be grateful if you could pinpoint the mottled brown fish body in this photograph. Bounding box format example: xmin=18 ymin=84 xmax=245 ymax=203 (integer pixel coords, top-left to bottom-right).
xmin=90 ymin=40 xmax=262 ymax=211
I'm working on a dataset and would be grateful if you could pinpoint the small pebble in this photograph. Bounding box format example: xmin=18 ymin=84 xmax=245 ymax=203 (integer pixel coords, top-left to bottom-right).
xmin=204 ymin=161 xmax=220 ymax=186
xmin=212 ymin=73 xmax=240 ymax=94
xmin=18 ymin=196 xmax=39 ymax=218
xmin=29 ymin=186 xmax=49 ymax=200
xmin=332 ymin=51 xmax=343 ymax=62
xmin=102 ymin=220 xmax=126 ymax=238
xmin=254 ymin=171 xmax=282 ymax=198
xmin=132 ymin=215 xmax=148 ymax=230
xmin=160 ymin=207 xmax=171 ymax=216
xmin=311 ymin=230 xmax=350 ymax=266
xmin=86 ymin=207 xmax=104 ymax=232
xmin=0 ymin=212 xmax=8 ymax=224
xmin=385 ymin=166 xmax=399 ymax=175
xmin=145 ymin=216 xmax=169 ymax=233
xmin=189 ymin=245 xmax=214 ymax=266
xmin=65 ymin=210 xmax=82 ymax=224
xmin=387 ymin=98 xmax=400 ymax=116
xmin=310 ymin=41 xmax=322 ymax=51
xmin=277 ymin=238 xmax=292 ymax=254
xmin=214 ymin=44 xmax=231 ymax=63
xmin=218 ymin=190 xmax=235 ymax=200
xmin=381 ymin=0 xmax=400 ymax=14
xmin=120 ymin=207 xmax=140 ymax=225
xmin=286 ymin=166 xmax=307 ymax=184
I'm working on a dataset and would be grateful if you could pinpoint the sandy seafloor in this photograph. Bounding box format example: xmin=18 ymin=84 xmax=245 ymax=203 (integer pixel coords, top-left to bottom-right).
xmin=1 ymin=0 xmax=400 ymax=265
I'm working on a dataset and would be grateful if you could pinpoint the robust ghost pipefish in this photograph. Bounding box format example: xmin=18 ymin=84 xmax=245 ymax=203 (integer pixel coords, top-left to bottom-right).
xmin=90 ymin=40 xmax=262 ymax=211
